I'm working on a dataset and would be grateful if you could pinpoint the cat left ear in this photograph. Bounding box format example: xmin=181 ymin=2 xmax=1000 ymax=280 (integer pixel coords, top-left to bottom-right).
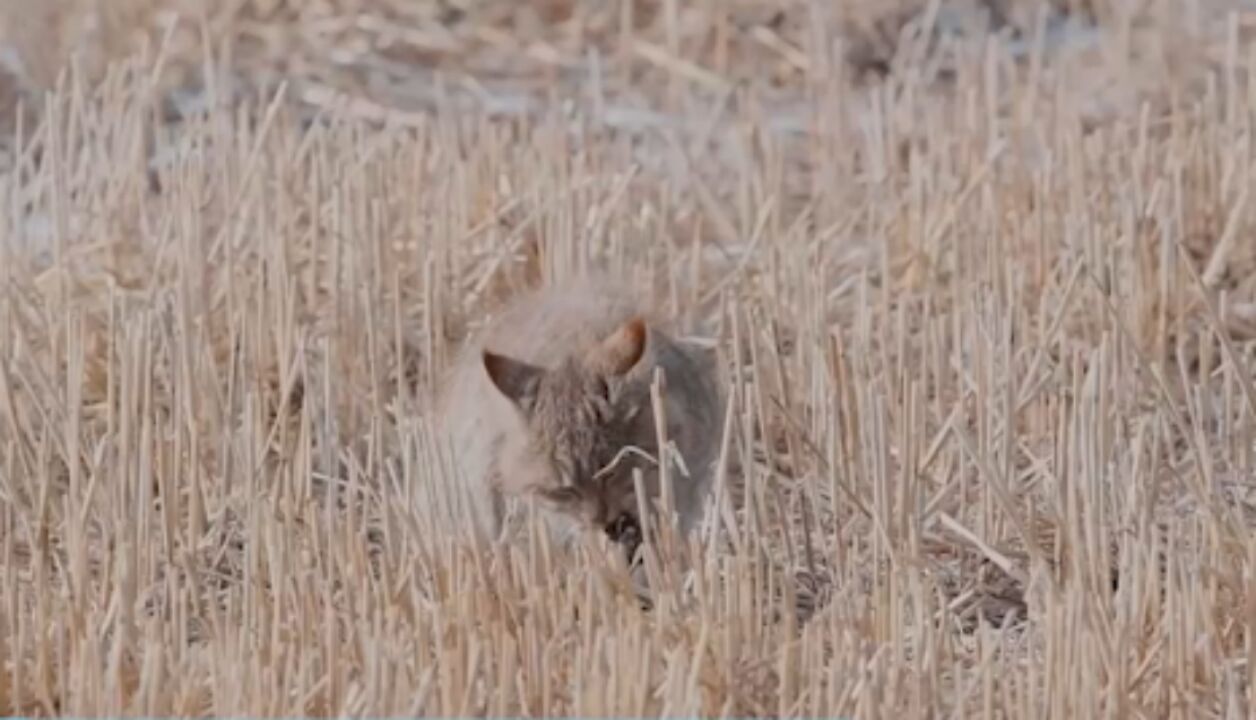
xmin=591 ymin=317 xmax=647 ymax=377
xmin=483 ymin=350 xmax=546 ymax=413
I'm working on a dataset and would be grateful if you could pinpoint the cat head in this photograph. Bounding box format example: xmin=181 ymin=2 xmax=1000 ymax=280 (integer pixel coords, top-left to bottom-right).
xmin=483 ymin=317 xmax=656 ymax=554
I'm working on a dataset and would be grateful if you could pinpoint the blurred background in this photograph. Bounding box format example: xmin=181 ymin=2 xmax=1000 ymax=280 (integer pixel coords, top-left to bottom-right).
xmin=0 ymin=0 xmax=1242 ymax=153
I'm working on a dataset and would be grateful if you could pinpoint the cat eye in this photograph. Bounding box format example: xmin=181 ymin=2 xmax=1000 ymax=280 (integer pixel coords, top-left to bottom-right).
xmin=540 ymin=487 xmax=582 ymax=505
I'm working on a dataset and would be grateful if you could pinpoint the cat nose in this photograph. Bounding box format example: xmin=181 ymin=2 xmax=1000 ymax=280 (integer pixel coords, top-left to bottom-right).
xmin=603 ymin=513 xmax=633 ymax=539
xmin=604 ymin=513 xmax=642 ymax=562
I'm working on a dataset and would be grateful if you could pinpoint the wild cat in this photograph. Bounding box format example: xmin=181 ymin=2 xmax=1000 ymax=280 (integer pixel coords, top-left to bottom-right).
xmin=436 ymin=276 xmax=725 ymax=566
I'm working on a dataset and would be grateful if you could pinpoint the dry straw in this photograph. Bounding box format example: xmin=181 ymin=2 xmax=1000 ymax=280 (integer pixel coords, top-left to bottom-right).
xmin=0 ymin=0 xmax=1255 ymax=717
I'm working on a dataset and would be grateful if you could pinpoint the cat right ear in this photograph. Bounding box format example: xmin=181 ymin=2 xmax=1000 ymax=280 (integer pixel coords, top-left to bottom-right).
xmin=483 ymin=351 xmax=545 ymax=412
xmin=592 ymin=317 xmax=647 ymax=377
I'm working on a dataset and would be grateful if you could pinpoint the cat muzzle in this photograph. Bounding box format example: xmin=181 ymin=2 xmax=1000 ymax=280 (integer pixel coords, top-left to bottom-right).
xmin=604 ymin=513 xmax=642 ymax=565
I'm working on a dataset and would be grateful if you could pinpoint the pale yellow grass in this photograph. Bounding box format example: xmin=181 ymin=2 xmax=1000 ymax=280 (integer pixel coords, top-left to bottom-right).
xmin=1 ymin=1 xmax=1256 ymax=718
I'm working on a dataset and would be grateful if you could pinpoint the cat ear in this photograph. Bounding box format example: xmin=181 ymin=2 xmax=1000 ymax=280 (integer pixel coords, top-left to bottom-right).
xmin=591 ymin=317 xmax=647 ymax=377
xmin=483 ymin=351 xmax=545 ymax=412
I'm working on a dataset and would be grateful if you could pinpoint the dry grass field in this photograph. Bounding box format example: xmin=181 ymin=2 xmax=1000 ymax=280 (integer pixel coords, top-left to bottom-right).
xmin=2 ymin=0 xmax=1256 ymax=716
